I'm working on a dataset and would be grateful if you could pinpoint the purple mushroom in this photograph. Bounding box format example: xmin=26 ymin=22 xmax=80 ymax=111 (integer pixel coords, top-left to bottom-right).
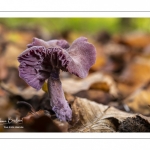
xmin=18 ymin=37 xmax=96 ymax=121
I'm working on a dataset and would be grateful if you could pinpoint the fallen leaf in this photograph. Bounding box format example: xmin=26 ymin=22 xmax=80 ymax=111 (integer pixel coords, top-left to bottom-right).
xmin=89 ymin=82 xmax=110 ymax=92
xmin=123 ymin=32 xmax=150 ymax=49
xmin=53 ymin=119 xmax=69 ymax=132
xmin=0 ymin=82 xmax=44 ymax=100
xmin=117 ymin=56 xmax=150 ymax=98
xmin=23 ymin=110 xmax=68 ymax=132
xmin=69 ymin=97 xmax=134 ymax=132
xmin=120 ymin=56 xmax=150 ymax=85
xmin=125 ymin=90 xmax=150 ymax=115
xmin=62 ymin=72 xmax=119 ymax=98
xmin=90 ymin=43 xmax=106 ymax=72
xmin=74 ymin=90 xmax=114 ymax=105
xmin=101 ymin=42 xmax=130 ymax=73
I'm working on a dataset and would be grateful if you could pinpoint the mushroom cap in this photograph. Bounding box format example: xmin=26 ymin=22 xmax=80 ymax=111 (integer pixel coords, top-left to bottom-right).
xmin=18 ymin=37 xmax=96 ymax=90
xmin=67 ymin=37 xmax=96 ymax=78
xmin=27 ymin=37 xmax=70 ymax=49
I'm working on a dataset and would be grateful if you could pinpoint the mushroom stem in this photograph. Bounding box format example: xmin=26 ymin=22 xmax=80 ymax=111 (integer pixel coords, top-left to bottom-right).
xmin=47 ymin=71 xmax=72 ymax=121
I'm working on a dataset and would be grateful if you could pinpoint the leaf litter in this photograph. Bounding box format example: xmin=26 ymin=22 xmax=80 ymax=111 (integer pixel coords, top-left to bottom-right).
xmin=1 ymin=25 xmax=150 ymax=132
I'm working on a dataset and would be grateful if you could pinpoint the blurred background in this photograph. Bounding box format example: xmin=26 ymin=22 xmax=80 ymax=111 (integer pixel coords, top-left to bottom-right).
xmin=1 ymin=18 xmax=150 ymax=132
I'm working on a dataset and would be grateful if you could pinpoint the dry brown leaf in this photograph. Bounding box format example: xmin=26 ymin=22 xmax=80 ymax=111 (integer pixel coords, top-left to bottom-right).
xmin=90 ymin=43 xmax=106 ymax=71
xmin=117 ymin=82 xmax=139 ymax=98
xmin=125 ymin=90 xmax=150 ymax=115
xmin=23 ymin=110 xmax=65 ymax=132
xmin=103 ymin=42 xmax=128 ymax=56
xmin=101 ymin=41 xmax=131 ymax=73
xmin=123 ymin=33 xmax=150 ymax=49
xmin=90 ymin=82 xmax=110 ymax=92
xmin=74 ymin=90 xmax=113 ymax=104
xmin=0 ymin=82 xmax=44 ymax=100
xmin=117 ymin=56 xmax=150 ymax=97
xmin=62 ymin=72 xmax=119 ymax=98
xmin=53 ymin=119 xmax=69 ymax=132
xmin=120 ymin=57 xmax=150 ymax=85
xmin=69 ymin=97 xmax=134 ymax=132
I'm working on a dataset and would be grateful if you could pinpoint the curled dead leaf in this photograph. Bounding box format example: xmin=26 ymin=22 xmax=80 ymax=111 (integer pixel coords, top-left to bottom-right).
xmin=62 ymin=72 xmax=119 ymax=98
xmin=69 ymin=97 xmax=134 ymax=132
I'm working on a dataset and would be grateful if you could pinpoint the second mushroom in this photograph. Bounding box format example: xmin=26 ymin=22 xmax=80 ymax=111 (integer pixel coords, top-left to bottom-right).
xmin=18 ymin=37 xmax=96 ymax=121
